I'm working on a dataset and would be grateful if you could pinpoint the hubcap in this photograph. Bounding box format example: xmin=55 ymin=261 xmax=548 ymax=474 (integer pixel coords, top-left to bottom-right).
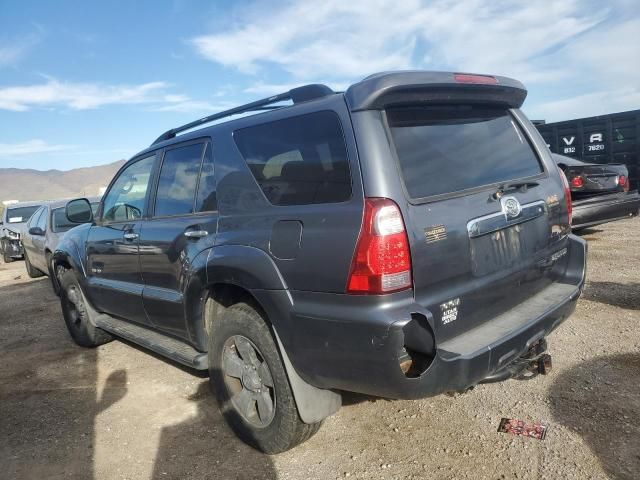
xmin=222 ymin=335 xmax=275 ymax=428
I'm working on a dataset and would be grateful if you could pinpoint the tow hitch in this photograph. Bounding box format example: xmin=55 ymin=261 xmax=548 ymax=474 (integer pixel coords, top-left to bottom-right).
xmin=481 ymin=340 xmax=552 ymax=384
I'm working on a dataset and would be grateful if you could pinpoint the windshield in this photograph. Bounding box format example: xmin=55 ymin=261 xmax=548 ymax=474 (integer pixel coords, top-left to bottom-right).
xmin=6 ymin=206 xmax=41 ymax=224
xmin=387 ymin=106 xmax=543 ymax=199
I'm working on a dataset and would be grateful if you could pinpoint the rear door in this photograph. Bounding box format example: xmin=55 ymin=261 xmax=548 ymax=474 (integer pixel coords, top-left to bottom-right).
xmin=86 ymin=154 xmax=156 ymax=325
xmin=385 ymin=105 xmax=568 ymax=342
xmin=138 ymin=140 xmax=217 ymax=339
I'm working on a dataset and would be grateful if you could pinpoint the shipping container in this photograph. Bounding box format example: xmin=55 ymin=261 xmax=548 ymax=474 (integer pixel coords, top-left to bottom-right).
xmin=535 ymin=109 xmax=640 ymax=190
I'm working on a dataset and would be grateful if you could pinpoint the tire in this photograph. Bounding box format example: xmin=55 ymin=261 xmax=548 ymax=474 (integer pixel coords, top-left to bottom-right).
xmin=59 ymin=269 xmax=113 ymax=348
xmin=24 ymin=251 xmax=44 ymax=278
xmin=208 ymin=302 xmax=321 ymax=453
xmin=2 ymin=243 xmax=13 ymax=263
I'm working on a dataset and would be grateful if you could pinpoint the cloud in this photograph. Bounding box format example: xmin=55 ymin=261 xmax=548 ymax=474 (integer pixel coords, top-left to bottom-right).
xmin=0 ymin=77 xmax=229 ymax=113
xmin=191 ymin=0 xmax=640 ymax=120
xmin=190 ymin=0 xmax=605 ymax=83
xmin=0 ymin=28 xmax=43 ymax=67
xmin=0 ymin=78 xmax=172 ymax=111
xmin=0 ymin=139 xmax=76 ymax=157
xmin=527 ymin=88 xmax=640 ymax=122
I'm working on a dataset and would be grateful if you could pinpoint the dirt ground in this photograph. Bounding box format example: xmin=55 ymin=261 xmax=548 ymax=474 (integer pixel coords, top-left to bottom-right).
xmin=1 ymin=218 xmax=639 ymax=480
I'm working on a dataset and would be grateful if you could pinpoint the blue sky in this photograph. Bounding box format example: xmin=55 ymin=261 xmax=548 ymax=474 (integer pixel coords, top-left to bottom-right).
xmin=0 ymin=0 xmax=638 ymax=170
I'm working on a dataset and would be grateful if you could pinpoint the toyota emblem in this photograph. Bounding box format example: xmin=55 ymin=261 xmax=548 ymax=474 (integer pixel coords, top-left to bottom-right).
xmin=501 ymin=196 xmax=522 ymax=219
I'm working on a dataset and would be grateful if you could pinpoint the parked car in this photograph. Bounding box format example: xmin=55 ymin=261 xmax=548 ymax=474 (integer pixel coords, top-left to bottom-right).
xmin=553 ymin=154 xmax=640 ymax=229
xmin=21 ymin=198 xmax=100 ymax=280
xmin=0 ymin=200 xmax=43 ymax=263
xmin=53 ymin=71 xmax=586 ymax=453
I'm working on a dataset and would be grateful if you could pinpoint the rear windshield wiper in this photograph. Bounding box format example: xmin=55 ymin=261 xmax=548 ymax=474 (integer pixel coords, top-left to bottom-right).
xmin=492 ymin=181 xmax=539 ymax=199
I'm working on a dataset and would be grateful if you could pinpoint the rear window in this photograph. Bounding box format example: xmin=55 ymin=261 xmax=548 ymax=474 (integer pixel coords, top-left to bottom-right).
xmin=234 ymin=111 xmax=351 ymax=206
xmin=387 ymin=106 xmax=543 ymax=199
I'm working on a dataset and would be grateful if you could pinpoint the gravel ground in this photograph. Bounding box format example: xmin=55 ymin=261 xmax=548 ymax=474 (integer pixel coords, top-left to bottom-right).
xmin=0 ymin=217 xmax=638 ymax=480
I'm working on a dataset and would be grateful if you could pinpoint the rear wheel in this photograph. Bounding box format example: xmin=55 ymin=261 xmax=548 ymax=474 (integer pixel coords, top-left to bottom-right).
xmin=59 ymin=269 xmax=112 ymax=347
xmin=24 ymin=251 xmax=44 ymax=278
xmin=208 ymin=302 xmax=321 ymax=453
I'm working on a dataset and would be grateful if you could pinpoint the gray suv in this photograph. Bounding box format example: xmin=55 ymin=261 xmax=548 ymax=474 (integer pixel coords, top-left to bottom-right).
xmin=54 ymin=71 xmax=586 ymax=453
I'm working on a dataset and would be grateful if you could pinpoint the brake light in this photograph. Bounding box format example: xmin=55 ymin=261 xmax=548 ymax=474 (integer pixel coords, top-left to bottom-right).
xmin=618 ymin=175 xmax=629 ymax=192
xmin=559 ymin=169 xmax=573 ymax=225
xmin=454 ymin=73 xmax=498 ymax=85
xmin=347 ymin=198 xmax=412 ymax=294
xmin=571 ymin=176 xmax=584 ymax=188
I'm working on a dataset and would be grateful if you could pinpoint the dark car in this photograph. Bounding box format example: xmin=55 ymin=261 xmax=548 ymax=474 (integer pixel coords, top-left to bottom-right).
xmin=0 ymin=201 xmax=43 ymax=263
xmin=553 ymin=153 xmax=640 ymax=229
xmin=53 ymin=71 xmax=586 ymax=453
xmin=21 ymin=198 xmax=100 ymax=280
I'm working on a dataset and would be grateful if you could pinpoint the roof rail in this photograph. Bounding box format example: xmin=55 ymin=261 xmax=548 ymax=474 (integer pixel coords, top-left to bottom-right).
xmin=151 ymin=83 xmax=334 ymax=146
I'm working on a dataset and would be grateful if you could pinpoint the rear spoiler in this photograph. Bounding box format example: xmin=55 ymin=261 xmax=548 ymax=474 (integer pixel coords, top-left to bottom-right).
xmin=345 ymin=71 xmax=527 ymax=111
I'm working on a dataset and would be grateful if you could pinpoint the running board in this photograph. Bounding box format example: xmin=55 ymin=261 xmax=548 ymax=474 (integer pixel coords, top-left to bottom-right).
xmin=94 ymin=314 xmax=208 ymax=370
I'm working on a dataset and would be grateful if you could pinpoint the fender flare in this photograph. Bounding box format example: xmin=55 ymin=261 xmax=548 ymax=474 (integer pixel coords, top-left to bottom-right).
xmin=200 ymin=244 xmax=342 ymax=423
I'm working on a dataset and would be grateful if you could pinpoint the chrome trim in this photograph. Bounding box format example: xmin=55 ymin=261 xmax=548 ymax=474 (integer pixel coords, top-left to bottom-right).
xmin=467 ymin=200 xmax=546 ymax=238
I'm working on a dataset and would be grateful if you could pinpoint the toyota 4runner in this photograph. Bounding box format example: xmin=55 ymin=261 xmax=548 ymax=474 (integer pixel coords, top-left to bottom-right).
xmin=54 ymin=71 xmax=587 ymax=453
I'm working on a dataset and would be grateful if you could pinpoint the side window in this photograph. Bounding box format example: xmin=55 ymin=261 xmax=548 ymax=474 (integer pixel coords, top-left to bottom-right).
xmin=102 ymin=155 xmax=155 ymax=223
xmin=36 ymin=208 xmax=47 ymax=230
xmin=195 ymin=143 xmax=216 ymax=212
xmin=154 ymin=143 xmax=205 ymax=217
xmin=233 ymin=111 xmax=352 ymax=206
xmin=27 ymin=207 xmax=44 ymax=228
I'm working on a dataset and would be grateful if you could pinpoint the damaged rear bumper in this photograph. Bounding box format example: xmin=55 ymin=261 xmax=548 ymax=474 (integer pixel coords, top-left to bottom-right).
xmin=271 ymin=234 xmax=586 ymax=400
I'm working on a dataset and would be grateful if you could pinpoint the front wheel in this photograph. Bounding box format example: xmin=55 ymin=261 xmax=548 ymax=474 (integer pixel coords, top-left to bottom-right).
xmin=1 ymin=242 xmax=13 ymax=263
xmin=59 ymin=269 xmax=113 ymax=347
xmin=208 ymin=303 xmax=321 ymax=453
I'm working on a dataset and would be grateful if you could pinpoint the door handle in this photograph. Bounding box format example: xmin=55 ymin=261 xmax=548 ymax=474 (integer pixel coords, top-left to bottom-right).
xmin=184 ymin=230 xmax=208 ymax=239
xmin=123 ymin=232 xmax=139 ymax=241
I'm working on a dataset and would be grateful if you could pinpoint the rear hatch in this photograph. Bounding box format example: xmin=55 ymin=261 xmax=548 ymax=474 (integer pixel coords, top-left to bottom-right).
xmin=386 ymin=104 xmax=570 ymax=343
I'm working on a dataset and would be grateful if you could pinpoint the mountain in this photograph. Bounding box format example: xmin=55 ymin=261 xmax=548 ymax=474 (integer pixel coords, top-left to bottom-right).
xmin=0 ymin=160 xmax=125 ymax=203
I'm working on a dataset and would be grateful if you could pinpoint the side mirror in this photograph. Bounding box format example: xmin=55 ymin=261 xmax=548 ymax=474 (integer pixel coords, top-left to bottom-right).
xmin=66 ymin=198 xmax=94 ymax=224
xmin=28 ymin=227 xmax=45 ymax=236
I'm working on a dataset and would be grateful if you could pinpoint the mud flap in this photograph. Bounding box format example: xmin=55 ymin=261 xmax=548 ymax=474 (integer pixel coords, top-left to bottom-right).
xmin=272 ymin=329 xmax=342 ymax=424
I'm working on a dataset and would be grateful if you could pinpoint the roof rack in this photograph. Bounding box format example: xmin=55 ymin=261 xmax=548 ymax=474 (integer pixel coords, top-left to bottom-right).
xmin=151 ymin=83 xmax=334 ymax=146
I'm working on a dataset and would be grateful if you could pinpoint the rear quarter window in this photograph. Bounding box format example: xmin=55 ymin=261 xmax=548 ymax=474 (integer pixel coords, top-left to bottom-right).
xmin=233 ymin=111 xmax=351 ymax=206
xmin=387 ymin=106 xmax=543 ymax=199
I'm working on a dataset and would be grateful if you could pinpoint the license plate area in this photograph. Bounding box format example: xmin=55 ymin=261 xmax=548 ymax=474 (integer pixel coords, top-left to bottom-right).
xmin=470 ymin=215 xmax=548 ymax=276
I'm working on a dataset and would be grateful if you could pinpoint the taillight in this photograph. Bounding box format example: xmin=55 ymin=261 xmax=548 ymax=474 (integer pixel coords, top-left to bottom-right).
xmin=571 ymin=176 xmax=584 ymax=188
xmin=347 ymin=198 xmax=412 ymax=294
xmin=559 ymin=169 xmax=573 ymax=225
xmin=618 ymin=175 xmax=629 ymax=192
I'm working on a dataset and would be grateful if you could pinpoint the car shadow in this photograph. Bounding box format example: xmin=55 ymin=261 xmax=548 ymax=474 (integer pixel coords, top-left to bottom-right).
xmin=581 ymin=281 xmax=640 ymax=310
xmin=0 ymin=279 xmax=117 ymax=480
xmin=549 ymin=353 xmax=640 ymax=480
xmin=573 ymin=227 xmax=604 ymax=237
xmin=0 ymin=274 xmax=277 ymax=480
xmin=150 ymin=381 xmax=277 ymax=480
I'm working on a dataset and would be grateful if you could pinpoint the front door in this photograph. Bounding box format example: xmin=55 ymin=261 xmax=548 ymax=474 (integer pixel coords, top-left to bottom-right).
xmin=138 ymin=140 xmax=217 ymax=339
xmin=86 ymin=154 xmax=156 ymax=325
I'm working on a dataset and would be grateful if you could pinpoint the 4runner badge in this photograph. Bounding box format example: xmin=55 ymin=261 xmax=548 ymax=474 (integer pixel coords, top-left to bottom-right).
xmin=440 ymin=298 xmax=460 ymax=325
